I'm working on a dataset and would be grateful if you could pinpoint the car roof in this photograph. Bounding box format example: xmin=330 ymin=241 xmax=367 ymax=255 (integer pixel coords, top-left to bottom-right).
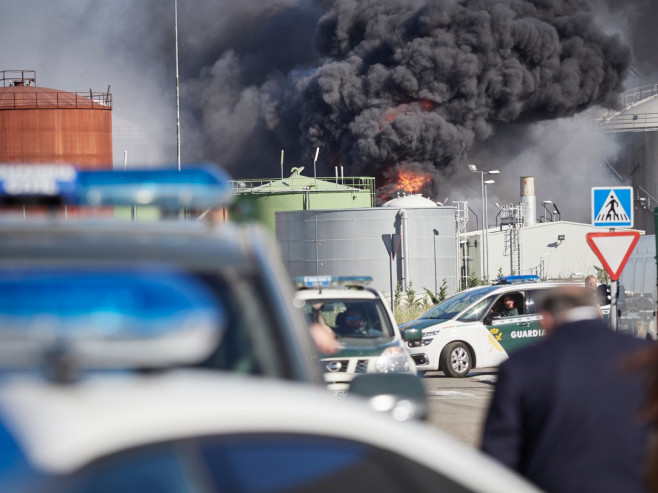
xmin=0 ymin=370 xmax=540 ymax=492
xmin=464 ymin=281 xmax=580 ymax=294
xmin=0 ymin=217 xmax=262 ymax=271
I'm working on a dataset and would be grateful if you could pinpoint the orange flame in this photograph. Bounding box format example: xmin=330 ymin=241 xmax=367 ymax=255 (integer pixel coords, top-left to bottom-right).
xmin=391 ymin=169 xmax=433 ymax=194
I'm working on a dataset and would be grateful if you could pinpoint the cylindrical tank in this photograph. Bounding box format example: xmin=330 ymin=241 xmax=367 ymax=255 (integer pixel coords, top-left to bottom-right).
xmin=276 ymin=207 xmax=459 ymax=299
xmin=0 ymin=70 xmax=112 ymax=169
xmin=521 ymin=176 xmax=536 ymax=226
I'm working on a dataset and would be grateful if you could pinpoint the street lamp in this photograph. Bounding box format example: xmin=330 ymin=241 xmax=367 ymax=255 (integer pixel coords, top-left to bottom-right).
xmin=484 ymin=179 xmax=495 ymax=278
xmin=468 ymin=164 xmax=500 ymax=280
xmin=552 ymin=202 xmax=561 ymax=221
xmin=541 ymin=200 xmax=561 ymax=222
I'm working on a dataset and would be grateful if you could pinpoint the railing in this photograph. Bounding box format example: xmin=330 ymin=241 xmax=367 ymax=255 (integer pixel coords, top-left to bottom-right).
xmin=596 ymin=84 xmax=658 ymax=131
xmin=598 ymin=112 xmax=658 ymax=132
xmin=0 ymin=70 xmax=36 ymax=87
xmin=619 ymin=84 xmax=658 ymax=108
xmin=230 ymin=176 xmax=376 ymax=206
xmin=0 ymin=90 xmax=112 ymax=110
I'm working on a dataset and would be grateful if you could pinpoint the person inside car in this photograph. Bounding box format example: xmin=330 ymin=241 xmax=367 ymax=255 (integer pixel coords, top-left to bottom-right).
xmin=491 ymin=295 xmax=519 ymax=318
xmin=335 ymin=307 xmax=381 ymax=337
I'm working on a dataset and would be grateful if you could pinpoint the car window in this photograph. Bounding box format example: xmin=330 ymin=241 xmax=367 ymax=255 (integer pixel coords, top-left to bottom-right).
xmin=59 ymin=446 xmax=193 ymax=493
xmin=458 ymin=298 xmax=495 ymax=323
xmin=301 ymin=299 xmax=395 ymax=339
xmin=0 ymin=263 xmax=295 ymax=380
xmin=201 ymin=434 xmax=474 ymax=492
xmin=62 ymin=434 xmax=474 ymax=493
xmin=524 ymin=289 xmax=544 ymax=315
xmin=419 ymin=286 xmax=498 ymax=321
xmin=490 ymin=292 xmax=524 ymax=316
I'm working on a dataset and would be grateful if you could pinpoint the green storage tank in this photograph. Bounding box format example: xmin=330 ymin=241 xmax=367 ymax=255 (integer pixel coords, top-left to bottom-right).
xmin=230 ymin=169 xmax=375 ymax=233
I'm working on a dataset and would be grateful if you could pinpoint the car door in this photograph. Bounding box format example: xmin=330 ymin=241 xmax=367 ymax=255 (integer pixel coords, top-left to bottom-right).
xmin=484 ymin=289 xmax=545 ymax=356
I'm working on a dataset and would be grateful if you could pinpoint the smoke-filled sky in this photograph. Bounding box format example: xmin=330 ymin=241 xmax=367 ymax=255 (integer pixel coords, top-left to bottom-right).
xmin=0 ymin=0 xmax=656 ymax=222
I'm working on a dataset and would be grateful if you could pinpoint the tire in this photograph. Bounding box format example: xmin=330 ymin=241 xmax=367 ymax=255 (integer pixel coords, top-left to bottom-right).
xmin=441 ymin=342 xmax=472 ymax=378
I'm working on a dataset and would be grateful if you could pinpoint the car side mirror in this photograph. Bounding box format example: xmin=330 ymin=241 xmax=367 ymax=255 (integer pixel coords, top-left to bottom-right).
xmin=348 ymin=373 xmax=428 ymax=422
xmin=597 ymin=284 xmax=611 ymax=306
xmin=402 ymin=327 xmax=422 ymax=341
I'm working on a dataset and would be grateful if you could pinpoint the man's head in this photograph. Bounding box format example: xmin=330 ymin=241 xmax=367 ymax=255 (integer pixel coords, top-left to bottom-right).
xmin=344 ymin=308 xmax=364 ymax=328
xmin=502 ymin=295 xmax=515 ymax=309
xmin=585 ymin=275 xmax=598 ymax=290
xmin=539 ymin=286 xmax=600 ymax=334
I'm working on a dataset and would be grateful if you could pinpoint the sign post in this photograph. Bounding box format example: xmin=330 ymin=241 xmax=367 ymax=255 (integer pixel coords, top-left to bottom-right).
xmin=589 ymin=186 xmax=636 ymax=331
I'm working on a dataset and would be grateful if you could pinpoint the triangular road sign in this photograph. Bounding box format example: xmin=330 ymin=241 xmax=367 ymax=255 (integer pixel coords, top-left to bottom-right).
xmin=586 ymin=231 xmax=641 ymax=281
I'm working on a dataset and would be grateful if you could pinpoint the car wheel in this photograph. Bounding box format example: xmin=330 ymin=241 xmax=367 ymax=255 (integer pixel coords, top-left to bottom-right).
xmin=441 ymin=342 xmax=471 ymax=378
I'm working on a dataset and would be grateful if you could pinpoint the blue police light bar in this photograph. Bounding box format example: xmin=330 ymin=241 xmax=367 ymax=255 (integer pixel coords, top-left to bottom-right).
xmin=295 ymin=276 xmax=373 ymax=289
xmin=76 ymin=166 xmax=231 ymax=209
xmin=0 ymin=164 xmax=232 ymax=210
xmin=497 ymin=275 xmax=540 ymax=284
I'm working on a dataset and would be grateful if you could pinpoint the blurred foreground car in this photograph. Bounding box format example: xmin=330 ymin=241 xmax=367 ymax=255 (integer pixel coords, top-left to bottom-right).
xmin=294 ymin=276 xmax=419 ymax=397
xmin=0 ymin=165 xmax=322 ymax=384
xmin=0 ymin=371 xmax=543 ymax=493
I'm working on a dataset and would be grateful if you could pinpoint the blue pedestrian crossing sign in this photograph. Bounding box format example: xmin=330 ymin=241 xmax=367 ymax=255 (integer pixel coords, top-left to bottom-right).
xmin=591 ymin=187 xmax=633 ymax=228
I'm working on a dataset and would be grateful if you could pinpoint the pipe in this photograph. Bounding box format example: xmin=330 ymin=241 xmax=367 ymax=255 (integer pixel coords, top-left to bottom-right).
xmin=520 ymin=176 xmax=536 ymax=226
xmin=400 ymin=209 xmax=409 ymax=290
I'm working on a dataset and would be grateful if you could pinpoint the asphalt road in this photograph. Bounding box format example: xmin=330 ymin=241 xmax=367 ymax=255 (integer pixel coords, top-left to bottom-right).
xmin=421 ymin=368 xmax=498 ymax=449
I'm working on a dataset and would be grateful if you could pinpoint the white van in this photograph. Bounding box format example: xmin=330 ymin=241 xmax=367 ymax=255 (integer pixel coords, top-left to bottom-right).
xmin=401 ymin=277 xmax=574 ymax=377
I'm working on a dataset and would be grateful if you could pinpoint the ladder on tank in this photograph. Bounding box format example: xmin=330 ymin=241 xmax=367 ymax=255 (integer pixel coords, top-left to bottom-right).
xmin=500 ymin=204 xmax=523 ymax=275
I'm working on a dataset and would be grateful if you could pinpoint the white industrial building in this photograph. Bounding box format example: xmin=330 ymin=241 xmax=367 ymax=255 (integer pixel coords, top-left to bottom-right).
xmin=461 ymin=176 xmax=644 ymax=282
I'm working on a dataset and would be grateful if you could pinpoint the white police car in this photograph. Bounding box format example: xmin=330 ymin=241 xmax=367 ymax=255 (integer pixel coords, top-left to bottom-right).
xmin=0 ymin=165 xmax=323 ymax=385
xmin=0 ymin=370 xmax=542 ymax=493
xmin=294 ymin=276 xmax=418 ymax=396
xmin=401 ymin=276 xmax=577 ymax=377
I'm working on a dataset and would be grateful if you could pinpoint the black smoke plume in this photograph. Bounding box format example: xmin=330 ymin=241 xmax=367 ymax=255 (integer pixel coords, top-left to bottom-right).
xmin=300 ymin=0 xmax=631 ymax=187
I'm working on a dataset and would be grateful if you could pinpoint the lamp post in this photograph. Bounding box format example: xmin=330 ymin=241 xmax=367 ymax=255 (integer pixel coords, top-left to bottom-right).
xmin=433 ymin=229 xmax=439 ymax=295
xmin=468 ymin=164 xmax=500 ymax=281
xmin=484 ymin=179 xmax=495 ymax=279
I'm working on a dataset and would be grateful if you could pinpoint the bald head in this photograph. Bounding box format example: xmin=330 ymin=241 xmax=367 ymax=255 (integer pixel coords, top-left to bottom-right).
xmin=539 ymin=286 xmax=600 ymax=333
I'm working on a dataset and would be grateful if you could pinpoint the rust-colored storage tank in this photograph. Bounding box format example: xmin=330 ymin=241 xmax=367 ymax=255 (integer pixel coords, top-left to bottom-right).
xmin=0 ymin=70 xmax=112 ymax=169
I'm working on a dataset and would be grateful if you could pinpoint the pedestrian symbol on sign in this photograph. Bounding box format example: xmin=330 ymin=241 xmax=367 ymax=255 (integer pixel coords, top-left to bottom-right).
xmin=596 ymin=191 xmax=628 ymax=222
xmin=591 ymin=187 xmax=633 ymax=228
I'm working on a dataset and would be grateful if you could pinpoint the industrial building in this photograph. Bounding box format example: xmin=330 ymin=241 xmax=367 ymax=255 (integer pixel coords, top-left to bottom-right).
xmin=462 ymin=176 xmax=644 ymax=282
xmin=598 ymin=84 xmax=658 ymax=234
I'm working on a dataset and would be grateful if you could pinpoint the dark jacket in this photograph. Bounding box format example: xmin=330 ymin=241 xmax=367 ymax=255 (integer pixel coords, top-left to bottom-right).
xmin=481 ymin=318 xmax=650 ymax=493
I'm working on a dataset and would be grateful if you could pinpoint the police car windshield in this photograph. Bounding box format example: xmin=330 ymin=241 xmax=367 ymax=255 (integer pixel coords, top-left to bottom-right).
xmin=420 ymin=286 xmax=499 ymax=320
xmin=302 ymin=299 xmax=394 ymax=339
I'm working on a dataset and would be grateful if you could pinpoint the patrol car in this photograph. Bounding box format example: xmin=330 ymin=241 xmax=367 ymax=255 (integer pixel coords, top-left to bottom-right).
xmin=401 ymin=276 xmax=578 ymax=377
xmin=0 ymin=164 xmax=323 ymax=385
xmin=294 ymin=276 xmax=418 ymax=396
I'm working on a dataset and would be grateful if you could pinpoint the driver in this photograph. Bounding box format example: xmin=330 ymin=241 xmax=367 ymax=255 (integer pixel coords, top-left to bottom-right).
xmin=337 ymin=307 xmax=380 ymax=336
xmin=491 ymin=295 xmax=519 ymax=318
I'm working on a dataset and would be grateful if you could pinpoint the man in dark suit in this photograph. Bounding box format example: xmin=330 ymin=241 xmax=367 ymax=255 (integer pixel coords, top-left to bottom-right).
xmin=481 ymin=285 xmax=650 ymax=493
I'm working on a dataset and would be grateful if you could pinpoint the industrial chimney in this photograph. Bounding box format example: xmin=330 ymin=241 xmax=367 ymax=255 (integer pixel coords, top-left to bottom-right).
xmin=521 ymin=176 xmax=536 ymax=226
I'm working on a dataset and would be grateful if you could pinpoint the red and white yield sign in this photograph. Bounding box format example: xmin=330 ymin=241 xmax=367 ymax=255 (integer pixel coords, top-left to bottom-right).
xmin=586 ymin=231 xmax=641 ymax=281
